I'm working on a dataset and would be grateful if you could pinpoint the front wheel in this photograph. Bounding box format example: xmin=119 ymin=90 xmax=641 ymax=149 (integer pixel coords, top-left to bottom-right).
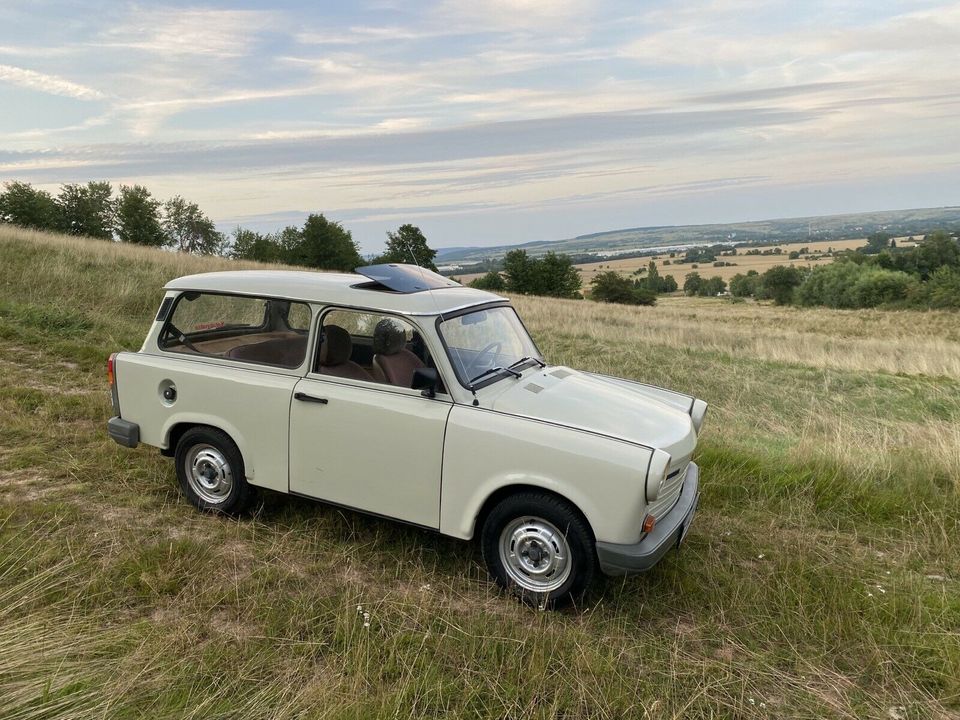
xmin=481 ymin=492 xmax=597 ymax=608
xmin=174 ymin=427 xmax=256 ymax=514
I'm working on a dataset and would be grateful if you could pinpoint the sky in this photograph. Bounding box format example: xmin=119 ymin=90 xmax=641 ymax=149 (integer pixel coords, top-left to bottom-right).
xmin=0 ymin=0 xmax=958 ymax=253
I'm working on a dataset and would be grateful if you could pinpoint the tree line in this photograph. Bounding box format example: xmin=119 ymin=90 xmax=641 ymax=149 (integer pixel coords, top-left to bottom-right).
xmin=726 ymin=230 xmax=960 ymax=309
xmin=0 ymin=180 xmax=438 ymax=272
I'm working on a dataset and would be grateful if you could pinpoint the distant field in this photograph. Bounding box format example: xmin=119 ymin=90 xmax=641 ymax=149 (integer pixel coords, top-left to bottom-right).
xmin=457 ymin=237 xmax=915 ymax=285
xmin=575 ymin=237 xmax=869 ymax=285
xmin=1 ymin=226 xmax=958 ymax=718
xmin=439 ymin=205 xmax=960 ymax=263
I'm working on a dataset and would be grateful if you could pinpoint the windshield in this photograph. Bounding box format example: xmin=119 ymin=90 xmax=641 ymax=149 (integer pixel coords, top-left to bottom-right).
xmin=439 ymin=306 xmax=543 ymax=388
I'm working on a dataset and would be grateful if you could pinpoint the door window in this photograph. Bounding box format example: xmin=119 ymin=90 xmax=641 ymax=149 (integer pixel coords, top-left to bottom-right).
xmin=316 ymin=309 xmax=442 ymax=391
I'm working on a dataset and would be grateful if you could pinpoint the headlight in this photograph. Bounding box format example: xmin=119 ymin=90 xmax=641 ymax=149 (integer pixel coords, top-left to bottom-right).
xmin=646 ymin=449 xmax=672 ymax=502
xmin=690 ymin=399 xmax=708 ymax=434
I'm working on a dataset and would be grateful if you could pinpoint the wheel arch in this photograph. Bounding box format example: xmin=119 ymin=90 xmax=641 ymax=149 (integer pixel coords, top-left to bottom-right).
xmin=161 ymin=420 xmax=251 ymax=477
xmin=471 ymin=483 xmax=596 ymax=544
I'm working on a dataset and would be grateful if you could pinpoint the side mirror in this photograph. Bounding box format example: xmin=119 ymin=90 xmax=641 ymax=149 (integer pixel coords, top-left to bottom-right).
xmin=411 ymin=367 xmax=439 ymax=398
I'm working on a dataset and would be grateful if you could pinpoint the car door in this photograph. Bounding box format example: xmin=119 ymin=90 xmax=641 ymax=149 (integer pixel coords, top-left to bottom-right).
xmin=288 ymin=313 xmax=452 ymax=529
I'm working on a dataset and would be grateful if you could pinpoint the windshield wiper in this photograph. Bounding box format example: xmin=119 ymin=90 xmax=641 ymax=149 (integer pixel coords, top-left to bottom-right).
xmin=468 ymin=366 xmax=522 ymax=388
xmin=508 ymin=356 xmax=546 ymax=370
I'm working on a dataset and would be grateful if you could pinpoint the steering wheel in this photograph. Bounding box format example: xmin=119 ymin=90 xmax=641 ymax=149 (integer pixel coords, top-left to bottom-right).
xmin=464 ymin=341 xmax=502 ymax=380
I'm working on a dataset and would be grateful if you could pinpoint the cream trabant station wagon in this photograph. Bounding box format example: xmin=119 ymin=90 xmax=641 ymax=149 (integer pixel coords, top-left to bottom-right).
xmin=107 ymin=264 xmax=706 ymax=605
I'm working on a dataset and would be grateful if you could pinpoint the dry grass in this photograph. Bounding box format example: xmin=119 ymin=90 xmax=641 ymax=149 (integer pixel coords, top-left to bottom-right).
xmin=0 ymin=226 xmax=958 ymax=718
xmin=514 ymin=294 xmax=960 ymax=378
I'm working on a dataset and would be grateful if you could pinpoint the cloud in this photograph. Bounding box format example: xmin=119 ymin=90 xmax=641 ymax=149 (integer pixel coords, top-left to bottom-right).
xmin=0 ymin=63 xmax=104 ymax=100
xmin=0 ymin=107 xmax=819 ymax=179
xmin=95 ymin=7 xmax=278 ymax=58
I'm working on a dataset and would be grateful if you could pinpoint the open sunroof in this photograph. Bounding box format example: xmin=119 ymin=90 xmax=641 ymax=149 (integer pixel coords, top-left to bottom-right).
xmin=355 ymin=264 xmax=461 ymax=293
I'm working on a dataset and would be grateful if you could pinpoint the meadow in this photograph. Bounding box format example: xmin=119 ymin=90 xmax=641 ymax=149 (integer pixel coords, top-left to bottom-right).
xmin=456 ymin=237 xmax=915 ymax=287
xmin=1 ymin=225 xmax=958 ymax=719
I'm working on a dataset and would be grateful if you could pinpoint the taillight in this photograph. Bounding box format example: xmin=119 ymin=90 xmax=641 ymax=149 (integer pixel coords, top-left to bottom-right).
xmin=107 ymin=353 xmax=117 ymax=386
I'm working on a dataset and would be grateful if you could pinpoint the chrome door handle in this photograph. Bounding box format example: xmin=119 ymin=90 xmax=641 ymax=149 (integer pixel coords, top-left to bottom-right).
xmin=294 ymin=392 xmax=328 ymax=404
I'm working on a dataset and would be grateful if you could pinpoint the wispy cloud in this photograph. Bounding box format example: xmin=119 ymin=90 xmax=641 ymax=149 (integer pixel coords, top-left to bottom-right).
xmin=0 ymin=0 xmax=957 ymax=251
xmin=0 ymin=64 xmax=104 ymax=100
xmin=95 ymin=7 xmax=279 ymax=58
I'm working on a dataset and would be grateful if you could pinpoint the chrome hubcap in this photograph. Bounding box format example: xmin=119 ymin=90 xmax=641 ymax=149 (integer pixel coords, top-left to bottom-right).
xmin=185 ymin=444 xmax=233 ymax=504
xmin=499 ymin=516 xmax=571 ymax=593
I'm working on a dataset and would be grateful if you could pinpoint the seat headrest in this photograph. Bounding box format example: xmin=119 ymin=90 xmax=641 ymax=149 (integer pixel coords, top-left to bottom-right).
xmin=373 ymin=318 xmax=407 ymax=355
xmin=319 ymin=325 xmax=352 ymax=366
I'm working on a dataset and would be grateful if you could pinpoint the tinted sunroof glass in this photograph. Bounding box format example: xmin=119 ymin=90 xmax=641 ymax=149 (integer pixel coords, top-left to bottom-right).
xmin=355 ymin=264 xmax=460 ymax=293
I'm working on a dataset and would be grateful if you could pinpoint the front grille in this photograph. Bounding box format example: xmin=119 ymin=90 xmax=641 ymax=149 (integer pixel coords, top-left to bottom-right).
xmin=647 ymin=458 xmax=689 ymax=520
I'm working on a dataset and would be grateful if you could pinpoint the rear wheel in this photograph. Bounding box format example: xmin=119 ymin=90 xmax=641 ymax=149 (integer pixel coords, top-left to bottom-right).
xmin=174 ymin=427 xmax=255 ymax=514
xmin=481 ymin=492 xmax=597 ymax=608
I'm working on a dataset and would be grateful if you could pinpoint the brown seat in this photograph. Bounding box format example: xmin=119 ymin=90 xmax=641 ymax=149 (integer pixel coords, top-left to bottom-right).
xmin=318 ymin=325 xmax=373 ymax=381
xmin=226 ymin=335 xmax=307 ymax=367
xmin=373 ymin=318 xmax=424 ymax=388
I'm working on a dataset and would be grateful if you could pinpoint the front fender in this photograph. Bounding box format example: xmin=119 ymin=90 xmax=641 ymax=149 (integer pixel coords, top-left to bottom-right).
xmin=440 ymin=405 xmax=653 ymax=544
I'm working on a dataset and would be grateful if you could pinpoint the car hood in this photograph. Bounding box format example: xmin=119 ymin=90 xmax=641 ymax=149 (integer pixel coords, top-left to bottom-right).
xmin=488 ymin=366 xmax=698 ymax=459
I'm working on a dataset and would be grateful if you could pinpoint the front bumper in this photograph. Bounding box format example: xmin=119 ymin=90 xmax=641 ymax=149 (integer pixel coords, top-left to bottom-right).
xmin=595 ymin=461 xmax=700 ymax=576
xmin=107 ymin=416 xmax=140 ymax=448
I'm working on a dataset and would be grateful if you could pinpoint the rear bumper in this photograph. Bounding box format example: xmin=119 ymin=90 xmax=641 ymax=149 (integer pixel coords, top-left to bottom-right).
xmin=107 ymin=416 xmax=140 ymax=448
xmin=595 ymin=461 xmax=700 ymax=576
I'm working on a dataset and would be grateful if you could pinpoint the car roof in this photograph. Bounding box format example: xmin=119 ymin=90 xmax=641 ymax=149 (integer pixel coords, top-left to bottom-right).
xmin=164 ymin=269 xmax=505 ymax=315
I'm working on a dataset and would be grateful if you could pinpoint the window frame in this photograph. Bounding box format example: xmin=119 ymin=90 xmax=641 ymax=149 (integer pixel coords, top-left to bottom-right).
xmin=157 ymin=290 xmax=313 ymax=371
xmin=309 ymin=305 xmax=451 ymax=398
xmin=434 ymin=301 xmax=544 ymax=391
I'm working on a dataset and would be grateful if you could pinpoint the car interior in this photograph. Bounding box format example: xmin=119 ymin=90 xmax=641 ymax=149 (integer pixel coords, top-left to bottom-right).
xmin=316 ymin=312 xmax=444 ymax=392
xmin=160 ymin=294 xmax=443 ymax=391
xmin=160 ymin=294 xmax=310 ymax=369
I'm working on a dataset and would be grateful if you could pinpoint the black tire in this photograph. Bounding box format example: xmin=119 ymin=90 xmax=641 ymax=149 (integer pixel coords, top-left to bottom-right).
xmin=481 ymin=492 xmax=597 ymax=608
xmin=174 ymin=427 xmax=256 ymax=514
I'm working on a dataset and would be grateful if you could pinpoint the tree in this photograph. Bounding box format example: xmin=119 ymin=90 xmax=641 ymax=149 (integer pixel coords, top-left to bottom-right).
xmin=761 ymin=265 xmax=803 ymax=305
xmin=275 ymin=225 xmax=305 ymax=263
xmin=861 ymin=231 xmax=892 ymax=255
xmin=503 ymin=250 xmax=581 ymax=298
xmin=703 ymin=276 xmax=727 ymax=296
xmin=590 ymin=271 xmax=656 ymax=305
xmin=503 ymin=250 xmax=535 ymax=293
xmin=116 ymin=185 xmax=165 ymax=246
xmin=57 ymin=181 xmax=115 ymax=239
xmin=729 ymin=270 xmax=760 ymax=297
xmin=286 ymin=213 xmax=362 ymax=271
xmin=469 ymin=271 xmax=507 ymax=291
xmin=230 ymin=227 xmax=282 ymax=263
xmin=532 ymin=252 xmax=582 ymax=298
xmin=378 ymin=224 xmax=437 ymax=270
xmin=912 ymin=231 xmax=960 ymax=279
xmin=0 ymin=181 xmax=61 ymax=231
xmin=683 ymin=272 xmax=703 ymax=296
xmin=644 ymin=260 xmax=661 ymax=292
xmin=162 ymin=196 xmax=224 ymax=255
xmin=659 ymin=274 xmax=678 ymax=293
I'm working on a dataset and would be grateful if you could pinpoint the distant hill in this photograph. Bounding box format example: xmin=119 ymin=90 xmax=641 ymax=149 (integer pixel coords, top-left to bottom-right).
xmin=436 ymin=206 xmax=960 ymax=265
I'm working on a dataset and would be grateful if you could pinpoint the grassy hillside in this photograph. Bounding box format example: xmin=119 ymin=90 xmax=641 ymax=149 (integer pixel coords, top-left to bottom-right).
xmin=439 ymin=205 xmax=960 ymax=263
xmin=1 ymin=225 xmax=958 ymax=718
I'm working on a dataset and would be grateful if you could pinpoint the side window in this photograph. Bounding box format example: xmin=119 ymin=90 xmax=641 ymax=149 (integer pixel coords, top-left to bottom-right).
xmin=160 ymin=292 xmax=310 ymax=369
xmin=316 ymin=309 xmax=442 ymax=391
xmin=285 ymin=302 xmax=312 ymax=332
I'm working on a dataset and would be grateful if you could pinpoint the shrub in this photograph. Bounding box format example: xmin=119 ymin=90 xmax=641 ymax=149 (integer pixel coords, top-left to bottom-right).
xmin=796 ymin=262 xmax=915 ymax=308
xmin=909 ymin=266 xmax=960 ymax=308
xmin=761 ymin=265 xmax=803 ymax=305
xmin=729 ymin=271 xmax=761 ymax=298
xmin=503 ymin=250 xmax=581 ymax=298
xmin=469 ymin=271 xmax=507 ymax=291
xmin=590 ymin=271 xmax=656 ymax=305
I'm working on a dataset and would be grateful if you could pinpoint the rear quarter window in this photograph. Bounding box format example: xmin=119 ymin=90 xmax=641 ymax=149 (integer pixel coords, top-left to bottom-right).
xmin=159 ymin=292 xmax=311 ymax=369
xmin=168 ymin=293 xmax=268 ymax=333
